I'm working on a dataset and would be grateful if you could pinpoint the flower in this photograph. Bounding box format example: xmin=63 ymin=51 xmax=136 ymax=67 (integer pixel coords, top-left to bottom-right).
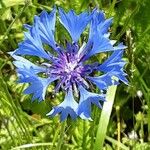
xmin=10 ymin=7 xmax=127 ymax=121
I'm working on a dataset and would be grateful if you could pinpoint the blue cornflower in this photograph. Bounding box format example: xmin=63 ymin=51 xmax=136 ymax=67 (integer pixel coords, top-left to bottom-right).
xmin=10 ymin=7 xmax=127 ymax=121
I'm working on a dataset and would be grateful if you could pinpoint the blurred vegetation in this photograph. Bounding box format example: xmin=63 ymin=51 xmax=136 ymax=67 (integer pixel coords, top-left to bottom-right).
xmin=0 ymin=0 xmax=150 ymax=149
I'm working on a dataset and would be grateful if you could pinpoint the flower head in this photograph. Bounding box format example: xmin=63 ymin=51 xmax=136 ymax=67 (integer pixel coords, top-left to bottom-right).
xmin=10 ymin=7 xmax=127 ymax=121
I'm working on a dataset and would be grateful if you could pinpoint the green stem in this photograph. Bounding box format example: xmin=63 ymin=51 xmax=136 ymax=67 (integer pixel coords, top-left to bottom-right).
xmin=82 ymin=121 xmax=86 ymax=149
xmin=0 ymin=76 xmax=32 ymax=142
xmin=148 ymin=110 xmax=150 ymax=141
xmin=50 ymin=125 xmax=60 ymax=150
xmin=3 ymin=121 xmax=17 ymax=146
xmin=116 ymin=5 xmax=140 ymax=40
xmin=94 ymin=84 xmax=117 ymax=150
xmin=91 ymin=107 xmax=98 ymax=150
xmin=147 ymin=92 xmax=150 ymax=141
xmin=1 ymin=103 xmax=23 ymax=143
xmin=108 ymin=0 xmax=117 ymax=17
xmin=0 ymin=0 xmax=29 ymax=53
xmin=116 ymin=106 xmax=120 ymax=150
xmin=56 ymin=121 xmax=66 ymax=150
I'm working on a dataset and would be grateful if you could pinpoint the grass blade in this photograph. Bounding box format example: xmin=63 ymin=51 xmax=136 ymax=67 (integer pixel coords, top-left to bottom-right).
xmin=94 ymin=84 xmax=117 ymax=150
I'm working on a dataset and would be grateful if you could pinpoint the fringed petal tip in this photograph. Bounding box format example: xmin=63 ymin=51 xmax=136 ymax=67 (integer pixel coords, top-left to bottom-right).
xmin=47 ymin=107 xmax=78 ymax=122
xmin=76 ymin=85 xmax=105 ymax=121
xmin=23 ymin=77 xmax=57 ymax=102
xmin=58 ymin=7 xmax=92 ymax=42
xmin=79 ymin=113 xmax=93 ymax=121
xmin=46 ymin=88 xmax=78 ymax=121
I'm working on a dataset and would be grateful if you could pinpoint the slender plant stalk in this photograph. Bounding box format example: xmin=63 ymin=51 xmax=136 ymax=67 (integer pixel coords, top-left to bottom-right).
xmin=90 ymin=107 xmax=98 ymax=150
xmin=1 ymin=103 xmax=23 ymax=143
xmin=82 ymin=120 xmax=86 ymax=149
xmin=116 ymin=5 xmax=140 ymax=40
xmin=0 ymin=111 xmax=17 ymax=146
xmin=108 ymin=0 xmax=117 ymax=17
xmin=94 ymin=84 xmax=117 ymax=150
xmin=148 ymin=103 xmax=150 ymax=141
xmin=56 ymin=121 xmax=66 ymax=150
xmin=116 ymin=106 xmax=121 ymax=150
xmin=50 ymin=125 xmax=60 ymax=150
xmin=11 ymin=143 xmax=53 ymax=150
xmin=0 ymin=76 xmax=32 ymax=142
xmin=1 ymin=95 xmax=30 ymax=142
xmin=11 ymin=142 xmax=73 ymax=150
xmin=0 ymin=0 xmax=29 ymax=54
xmin=147 ymin=92 xmax=150 ymax=141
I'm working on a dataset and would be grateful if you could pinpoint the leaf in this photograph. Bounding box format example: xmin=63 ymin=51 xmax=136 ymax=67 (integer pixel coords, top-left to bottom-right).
xmin=94 ymin=84 xmax=117 ymax=150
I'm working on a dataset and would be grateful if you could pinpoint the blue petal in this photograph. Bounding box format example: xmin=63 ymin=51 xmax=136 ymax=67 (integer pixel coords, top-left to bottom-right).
xmin=98 ymin=50 xmax=125 ymax=71
xmin=47 ymin=88 xmax=78 ymax=121
xmin=92 ymin=9 xmax=105 ymax=23
xmin=77 ymin=85 xmax=105 ymax=120
xmin=83 ymin=37 xmax=127 ymax=60
xmin=89 ymin=9 xmax=113 ymax=39
xmin=84 ymin=9 xmax=126 ymax=60
xmin=23 ymin=7 xmax=56 ymax=50
xmin=59 ymin=8 xmax=92 ymax=42
xmin=84 ymin=35 xmax=114 ymax=59
xmin=98 ymin=50 xmax=128 ymax=84
xmin=97 ymin=18 xmax=113 ymax=35
xmin=14 ymin=63 xmax=58 ymax=101
xmin=17 ymin=68 xmax=40 ymax=83
xmin=24 ymin=77 xmax=57 ymax=101
xmin=87 ymin=73 xmax=113 ymax=90
xmin=9 ymin=52 xmax=46 ymax=74
xmin=37 ymin=7 xmax=56 ymax=49
xmin=14 ymin=23 xmax=51 ymax=60
xmin=108 ymin=70 xmax=128 ymax=85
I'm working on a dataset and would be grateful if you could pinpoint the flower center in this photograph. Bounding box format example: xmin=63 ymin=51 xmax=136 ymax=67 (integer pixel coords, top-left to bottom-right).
xmin=46 ymin=44 xmax=93 ymax=90
xmin=64 ymin=61 xmax=78 ymax=73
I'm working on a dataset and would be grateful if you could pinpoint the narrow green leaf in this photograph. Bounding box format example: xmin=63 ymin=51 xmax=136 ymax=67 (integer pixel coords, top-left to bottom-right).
xmin=11 ymin=143 xmax=53 ymax=150
xmin=94 ymin=85 xmax=117 ymax=150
